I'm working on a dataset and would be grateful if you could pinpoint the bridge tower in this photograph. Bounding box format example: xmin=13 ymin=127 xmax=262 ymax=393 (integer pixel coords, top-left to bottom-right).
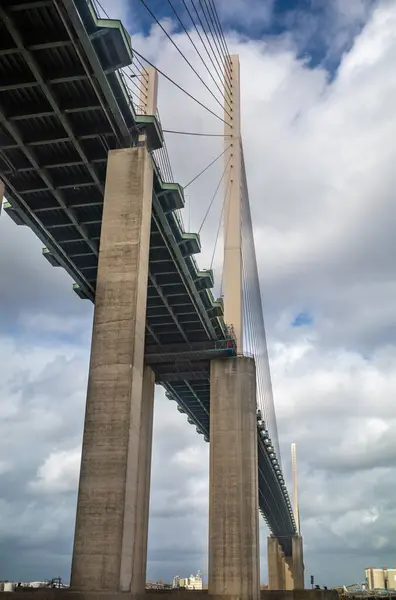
xmin=208 ymin=55 xmax=260 ymax=600
xmin=267 ymin=443 xmax=305 ymax=590
xmin=70 ymin=67 xmax=158 ymax=595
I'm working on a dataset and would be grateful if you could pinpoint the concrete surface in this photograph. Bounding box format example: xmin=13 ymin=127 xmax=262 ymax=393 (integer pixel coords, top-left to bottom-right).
xmin=268 ymin=536 xmax=304 ymax=591
xmin=209 ymin=356 xmax=260 ymax=600
xmin=267 ymin=537 xmax=285 ymax=591
xmin=291 ymin=537 xmax=304 ymax=590
xmin=71 ymin=146 xmax=154 ymax=593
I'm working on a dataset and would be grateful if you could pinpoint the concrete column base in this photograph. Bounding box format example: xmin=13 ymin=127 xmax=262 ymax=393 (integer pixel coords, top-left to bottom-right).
xmin=209 ymin=356 xmax=260 ymax=600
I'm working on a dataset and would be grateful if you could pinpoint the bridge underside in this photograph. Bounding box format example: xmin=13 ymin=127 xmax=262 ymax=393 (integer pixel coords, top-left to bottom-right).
xmin=0 ymin=0 xmax=296 ymax=549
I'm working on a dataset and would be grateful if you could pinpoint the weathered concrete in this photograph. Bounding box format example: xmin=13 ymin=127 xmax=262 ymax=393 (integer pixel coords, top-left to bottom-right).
xmin=70 ymin=146 xmax=154 ymax=593
xmin=284 ymin=558 xmax=294 ymax=591
xmin=268 ymin=535 xmax=305 ymax=591
xmin=209 ymin=356 xmax=260 ymax=600
xmin=291 ymin=536 xmax=304 ymax=590
xmin=267 ymin=537 xmax=285 ymax=591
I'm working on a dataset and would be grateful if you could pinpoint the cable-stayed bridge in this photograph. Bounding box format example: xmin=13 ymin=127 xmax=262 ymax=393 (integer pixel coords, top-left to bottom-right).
xmin=0 ymin=0 xmax=304 ymax=596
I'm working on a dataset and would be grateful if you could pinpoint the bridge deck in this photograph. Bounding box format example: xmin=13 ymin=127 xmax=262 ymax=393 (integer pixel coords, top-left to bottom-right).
xmin=0 ymin=0 xmax=295 ymax=544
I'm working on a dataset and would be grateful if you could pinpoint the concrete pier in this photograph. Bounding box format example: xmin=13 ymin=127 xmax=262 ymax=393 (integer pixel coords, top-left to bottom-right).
xmin=291 ymin=536 xmax=304 ymax=590
xmin=268 ymin=536 xmax=305 ymax=591
xmin=208 ymin=356 xmax=260 ymax=600
xmin=268 ymin=537 xmax=285 ymax=591
xmin=71 ymin=146 xmax=154 ymax=593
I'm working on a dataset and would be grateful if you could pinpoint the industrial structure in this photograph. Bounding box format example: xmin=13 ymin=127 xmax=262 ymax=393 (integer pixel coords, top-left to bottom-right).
xmin=365 ymin=568 xmax=396 ymax=591
xmin=173 ymin=572 xmax=203 ymax=590
xmin=0 ymin=0 xmax=304 ymax=597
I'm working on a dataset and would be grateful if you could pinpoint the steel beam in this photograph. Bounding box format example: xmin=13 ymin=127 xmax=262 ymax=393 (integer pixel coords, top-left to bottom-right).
xmin=0 ymin=5 xmax=104 ymax=197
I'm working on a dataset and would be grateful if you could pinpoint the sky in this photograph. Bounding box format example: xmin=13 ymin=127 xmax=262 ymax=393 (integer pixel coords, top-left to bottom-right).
xmin=1 ymin=0 xmax=396 ymax=589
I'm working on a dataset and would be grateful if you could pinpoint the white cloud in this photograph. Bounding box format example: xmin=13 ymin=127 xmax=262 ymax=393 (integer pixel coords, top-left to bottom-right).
xmin=28 ymin=449 xmax=81 ymax=494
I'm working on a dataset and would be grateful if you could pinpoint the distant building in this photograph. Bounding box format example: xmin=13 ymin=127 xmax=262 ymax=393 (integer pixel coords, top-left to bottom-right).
xmin=0 ymin=579 xmax=67 ymax=592
xmin=172 ymin=571 xmax=203 ymax=591
xmin=387 ymin=570 xmax=396 ymax=590
xmin=365 ymin=568 xmax=396 ymax=590
xmin=186 ymin=571 xmax=203 ymax=591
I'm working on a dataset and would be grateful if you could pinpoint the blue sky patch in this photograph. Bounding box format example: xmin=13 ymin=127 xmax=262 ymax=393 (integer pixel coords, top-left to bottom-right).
xmin=291 ymin=311 xmax=313 ymax=327
xmin=119 ymin=0 xmax=376 ymax=72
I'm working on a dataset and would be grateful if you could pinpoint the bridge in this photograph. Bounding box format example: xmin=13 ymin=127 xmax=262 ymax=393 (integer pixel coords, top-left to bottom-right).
xmin=0 ymin=0 xmax=303 ymax=597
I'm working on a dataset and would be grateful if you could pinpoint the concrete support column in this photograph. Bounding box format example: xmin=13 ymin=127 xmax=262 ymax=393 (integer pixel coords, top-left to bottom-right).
xmin=71 ymin=146 xmax=154 ymax=593
xmin=284 ymin=557 xmax=294 ymax=590
xmin=267 ymin=537 xmax=285 ymax=590
xmin=292 ymin=535 xmax=305 ymax=589
xmin=209 ymin=356 xmax=260 ymax=600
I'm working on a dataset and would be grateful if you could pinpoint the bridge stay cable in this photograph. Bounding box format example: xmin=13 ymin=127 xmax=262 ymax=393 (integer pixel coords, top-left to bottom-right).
xmin=132 ymin=50 xmax=229 ymax=125
xmin=136 ymin=0 xmax=232 ymax=119
xmin=198 ymin=154 xmax=231 ymax=234
xmin=210 ymin=172 xmax=230 ymax=270
xmin=240 ymin=147 xmax=281 ymax=461
xmin=190 ymin=0 xmax=229 ymax=91
xmin=207 ymin=0 xmax=232 ymax=69
xmin=163 ymin=129 xmax=231 ymax=137
xmin=198 ymin=0 xmax=230 ymax=80
xmin=183 ymin=144 xmax=231 ymax=189
xmin=165 ymin=0 xmax=232 ymax=110
xmin=180 ymin=0 xmax=232 ymax=96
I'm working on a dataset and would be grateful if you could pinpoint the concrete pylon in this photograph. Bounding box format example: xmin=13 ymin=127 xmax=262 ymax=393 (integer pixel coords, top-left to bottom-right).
xmin=209 ymin=356 xmax=260 ymax=600
xmin=267 ymin=535 xmax=305 ymax=590
xmin=70 ymin=145 xmax=155 ymax=593
xmin=267 ymin=537 xmax=285 ymax=590
xmin=223 ymin=55 xmax=242 ymax=350
xmin=292 ymin=535 xmax=305 ymax=589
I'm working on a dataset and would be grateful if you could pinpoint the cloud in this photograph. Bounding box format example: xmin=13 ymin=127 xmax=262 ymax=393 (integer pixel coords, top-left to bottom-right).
xmin=28 ymin=449 xmax=81 ymax=494
xmin=1 ymin=0 xmax=396 ymax=588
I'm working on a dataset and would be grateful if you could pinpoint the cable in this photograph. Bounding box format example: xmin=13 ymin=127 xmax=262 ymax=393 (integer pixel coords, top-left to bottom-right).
xmin=163 ymin=129 xmax=231 ymax=137
xmin=190 ymin=0 xmax=228 ymax=92
xmin=137 ymin=0 xmax=231 ymax=119
xmin=165 ymin=0 xmax=232 ymax=110
xmin=239 ymin=143 xmax=281 ymax=461
xmin=208 ymin=0 xmax=232 ymax=69
xmin=183 ymin=144 xmax=231 ymax=189
xmin=210 ymin=171 xmax=230 ymax=269
xmin=128 ymin=64 xmax=149 ymax=88
xmin=198 ymin=154 xmax=231 ymax=234
xmin=123 ymin=69 xmax=147 ymax=96
xmin=134 ymin=54 xmax=149 ymax=76
xmin=180 ymin=0 xmax=232 ymax=97
xmin=204 ymin=0 xmax=231 ymax=75
xmin=199 ymin=0 xmax=229 ymax=79
xmin=132 ymin=50 xmax=229 ymax=125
